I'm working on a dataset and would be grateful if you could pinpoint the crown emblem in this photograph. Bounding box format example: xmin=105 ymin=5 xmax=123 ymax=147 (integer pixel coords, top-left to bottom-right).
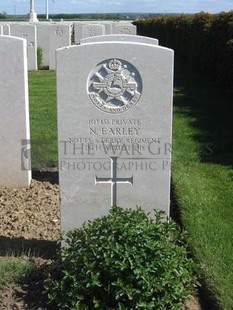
xmin=108 ymin=59 xmax=122 ymax=71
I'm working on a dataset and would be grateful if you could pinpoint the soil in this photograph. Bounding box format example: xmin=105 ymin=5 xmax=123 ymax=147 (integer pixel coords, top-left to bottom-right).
xmin=0 ymin=171 xmax=204 ymax=309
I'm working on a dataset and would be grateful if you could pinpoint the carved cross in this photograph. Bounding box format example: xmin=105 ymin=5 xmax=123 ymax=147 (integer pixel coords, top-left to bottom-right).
xmin=95 ymin=157 xmax=133 ymax=206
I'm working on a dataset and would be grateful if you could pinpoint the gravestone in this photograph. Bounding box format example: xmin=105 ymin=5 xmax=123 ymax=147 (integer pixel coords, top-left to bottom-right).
xmin=74 ymin=22 xmax=85 ymax=44
xmin=49 ymin=24 xmax=71 ymax=70
xmin=2 ymin=24 xmax=11 ymax=35
xmin=101 ymin=22 xmax=113 ymax=35
xmin=36 ymin=23 xmax=51 ymax=67
xmin=0 ymin=36 xmax=31 ymax=187
xmin=113 ymin=23 xmax=137 ymax=35
xmin=82 ymin=24 xmax=105 ymax=38
xmin=0 ymin=26 xmax=2 ymax=35
xmin=57 ymin=40 xmax=173 ymax=232
xmin=74 ymin=23 xmax=106 ymax=44
xmin=80 ymin=34 xmax=158 ymax=45
xmin=10 ymin=24 xmax=37 ymax=70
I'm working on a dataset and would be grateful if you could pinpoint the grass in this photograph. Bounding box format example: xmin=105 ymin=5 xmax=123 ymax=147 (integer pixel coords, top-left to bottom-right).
xmin=0 ymin=256 xmax=37 ymax=290
xmin=172 ymin=60 xmax=233 ymax=309
xmin=28 ymin=70 xmax=57 ymax=169
xmin=0 ymin=62 xmax=232 ymax=308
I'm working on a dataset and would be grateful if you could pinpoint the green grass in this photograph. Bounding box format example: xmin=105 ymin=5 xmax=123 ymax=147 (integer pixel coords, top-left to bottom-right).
xmin=28 ymin=70 xmax=57 ymax=169
xmin=172 ymin=60 xmax=233 ymax=309
xmin=0 ymin=256 xmax=37 ymax=290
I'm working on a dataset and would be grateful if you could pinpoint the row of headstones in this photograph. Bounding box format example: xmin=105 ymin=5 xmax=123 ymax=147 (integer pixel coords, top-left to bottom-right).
xmin=0 ymin=22 xmax=71 ymax=70
xmin=0 ymin=21 xmax=136 ymax=70
xmin=0 ymin=34 xmax=173 ymax=232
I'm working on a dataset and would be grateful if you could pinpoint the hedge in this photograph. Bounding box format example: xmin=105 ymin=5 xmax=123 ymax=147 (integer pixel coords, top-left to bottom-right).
xmin=134 ymin=12 xmax=233 ymax=89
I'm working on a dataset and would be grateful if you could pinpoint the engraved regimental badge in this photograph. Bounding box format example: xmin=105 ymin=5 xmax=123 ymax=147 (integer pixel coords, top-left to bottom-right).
xmin=87 ymin=58 xmax=142 ymax=114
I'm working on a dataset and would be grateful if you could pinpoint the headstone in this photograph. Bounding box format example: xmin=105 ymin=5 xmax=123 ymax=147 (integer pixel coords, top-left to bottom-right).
xmin=57 ymin=40 xmax=173 ymax=232
xmin=49 ymin=24 xmax=71 ymax=70
xmin=1 ymin=24 xmax=11 ymax=35
xmin=74 ymin=22 xmax=85 ymax=44
xmin=0 ymin=36 xmax=31 ymax=187
xmin=0 ymin=26 xmax=3 ymax=35
xmin=82 ymin=24 xmax=105 ymax=39
xmin=36 ymin=23 xmax=50 ymax=67
xmin=74 ymin=23 xmax=105 ymax=44
xmin=80 ymin=34 xmax=158 ymax=45
xmin=101 ymin=22 xmax=113 ymax=35
xmin=10 ymin=24 xmax=37 ymax=70
xmin=113 ymin=23 xmax=137 ymax=35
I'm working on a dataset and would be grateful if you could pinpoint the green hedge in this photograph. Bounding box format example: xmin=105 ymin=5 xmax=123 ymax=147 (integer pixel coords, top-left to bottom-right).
xmin=134 ymin=12 xmax=233 ymax=89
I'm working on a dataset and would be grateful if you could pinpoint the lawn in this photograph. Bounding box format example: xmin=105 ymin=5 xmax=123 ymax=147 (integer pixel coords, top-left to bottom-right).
xmin=0 ymin=62 xmax=232 ymax=309
xmin=172 ymin=60 xmax=233 ymax=309
xmin=28 ymin=70 xmax=58 ymax=169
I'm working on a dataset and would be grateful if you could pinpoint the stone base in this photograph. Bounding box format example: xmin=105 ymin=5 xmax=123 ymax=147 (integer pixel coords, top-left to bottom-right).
xmin=29 ymin=12 xmax=38 ymax=23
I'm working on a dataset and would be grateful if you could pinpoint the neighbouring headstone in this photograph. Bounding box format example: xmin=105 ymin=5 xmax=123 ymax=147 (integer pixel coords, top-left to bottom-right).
xmin=49 ymin=24 xmax=71 ymax=70
xmin=57 ymin=40 xmax=173 ymax=232
xmin=1 ymin=24 xmax=11 ymax=35
xmin=0 ymin=26 xmax=3 ymax=35
xmin=74 ymin=22 xmax=84 ymax=44
xmin=82 ymin=24 xmax=105 ymax=40
xmin=101 ymin=22 xmax=113 ymax=35
xmin=10 ymin=24 xmax=37 ymax=70
xmin=74 ymin=23 xmax=106 ymax=44
xmin=80 ymin=34 xmax=158 ymax=45
xmin=0 ymin=36 xmax=31 ymax=187
xmin=36 ymin=23 xmax=51 ymax=67
xmin=112 ymin=23 xmax=137 ymax=35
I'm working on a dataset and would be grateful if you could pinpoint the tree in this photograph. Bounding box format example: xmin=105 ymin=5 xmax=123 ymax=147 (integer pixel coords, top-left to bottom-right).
xmin=2 ymin=11 xmax=7 ymax=19
xmin=0 ymin=11 xmax=7 ymax=20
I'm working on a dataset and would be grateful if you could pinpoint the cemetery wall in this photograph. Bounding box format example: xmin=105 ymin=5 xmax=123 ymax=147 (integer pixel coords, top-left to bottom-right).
xmin=134 ymin=11 xmax=233 ymax=89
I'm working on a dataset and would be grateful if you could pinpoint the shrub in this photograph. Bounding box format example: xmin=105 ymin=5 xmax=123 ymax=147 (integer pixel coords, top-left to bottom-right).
xmin=37 ymin=47 xmax=43 ymax=69
xmin=44 ymin=206 xmax=197 ymax=309
xmin=134 ymin=12 xmax=233 ymax=89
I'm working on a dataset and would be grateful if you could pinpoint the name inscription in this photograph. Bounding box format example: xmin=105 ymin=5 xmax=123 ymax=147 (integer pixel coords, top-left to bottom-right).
xmin=89 ymin=118 xmax=141 ymax=136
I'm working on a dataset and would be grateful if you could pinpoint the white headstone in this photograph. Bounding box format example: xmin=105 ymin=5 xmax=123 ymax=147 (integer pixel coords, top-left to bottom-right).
xmin=101 ymin=22 xmax=113 ymax=35
xmin=2 ymin=24 xmax=11 ymax=35
xmin=0 ymin=36 xmax=31 ymax=188
xmin=57 ymin=41 xmax=173 ymax=232
xmin=49 ymin=24 xmax=71 ymax=70
xmin=74 ymin=22 xmax=86 ymax=44
xmin=113 ymin=23 xmax=137 ymax=35
xmin=82 ymin=24 xmax=105 ymax=39
xmin=10 ymin=24 xmax=37 ymax=70
xmin=0 ymin=26 xmax=3 ymax=35
xmin=36 ymin=23 xmax=50 ymax=67
xmin=80 ymin=34 xmax=158 ymax=45
xmin=74 ymin=23 xmax=105 ymax=44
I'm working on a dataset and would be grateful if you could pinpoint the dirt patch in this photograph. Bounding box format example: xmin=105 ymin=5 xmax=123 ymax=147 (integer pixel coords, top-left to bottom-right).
xmin=0 ymin=176 xmax=59 ymax=258
xmin=0 ymin=283 xmax=26 ymax=310
xmin=0 ymin=174 xmax=203 ymax=309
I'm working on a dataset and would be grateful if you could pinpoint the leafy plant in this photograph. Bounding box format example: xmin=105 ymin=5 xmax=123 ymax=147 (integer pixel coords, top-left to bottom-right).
xmin=37 ymin=47 xmax=43 ymax=69
xmin=44 ymin=206 xmax=197 ymax=309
